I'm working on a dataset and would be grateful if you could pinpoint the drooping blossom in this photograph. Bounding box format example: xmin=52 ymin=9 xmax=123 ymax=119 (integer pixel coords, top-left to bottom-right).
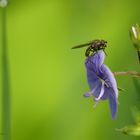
xmin=84 ymin=50 xmax=118 ymax=119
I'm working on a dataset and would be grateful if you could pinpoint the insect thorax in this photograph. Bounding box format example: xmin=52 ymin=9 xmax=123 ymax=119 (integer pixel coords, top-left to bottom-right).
xmin=85 ymin=40 xmax=107 ymax=57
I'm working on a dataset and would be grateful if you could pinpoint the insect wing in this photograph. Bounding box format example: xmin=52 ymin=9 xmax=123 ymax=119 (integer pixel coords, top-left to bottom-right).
xmin=72 ymin=42 xmax=92 ymax=49
xmin=71 ymin=39 xmax=99 ymax=49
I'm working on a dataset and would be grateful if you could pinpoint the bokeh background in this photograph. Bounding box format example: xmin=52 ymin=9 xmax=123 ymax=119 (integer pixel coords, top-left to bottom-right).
xmin=0 ymin=0 xmax=140 ymax=140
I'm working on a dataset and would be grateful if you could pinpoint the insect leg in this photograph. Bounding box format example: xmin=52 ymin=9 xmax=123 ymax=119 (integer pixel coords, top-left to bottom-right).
xmin=103 ymin=49 xmax=107 ymax=56
xmin=85 ymin=47 xmax=91 ymax=57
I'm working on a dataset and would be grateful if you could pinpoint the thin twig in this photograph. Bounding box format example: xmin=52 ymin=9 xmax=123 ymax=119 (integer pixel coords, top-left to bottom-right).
xmin=113 ymin=71 xmax=140 ymax=77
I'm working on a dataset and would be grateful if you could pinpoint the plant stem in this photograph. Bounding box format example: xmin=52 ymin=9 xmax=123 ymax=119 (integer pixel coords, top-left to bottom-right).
xmin=137 ymin=51 xmax=140 ymax=64
xmin=1 ymin=7 xmax=11 ymax=140
xmin=113 ymin=71 xmax=140 ymax=77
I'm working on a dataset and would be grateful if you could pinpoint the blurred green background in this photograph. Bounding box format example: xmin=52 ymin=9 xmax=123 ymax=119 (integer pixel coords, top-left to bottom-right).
xmin=0 ymin=0 xmax=140 ymax=140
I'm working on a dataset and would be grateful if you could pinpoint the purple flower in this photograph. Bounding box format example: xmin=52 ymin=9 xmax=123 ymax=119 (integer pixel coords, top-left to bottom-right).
xmin=84 ymin=50 xmax=118 ymax=119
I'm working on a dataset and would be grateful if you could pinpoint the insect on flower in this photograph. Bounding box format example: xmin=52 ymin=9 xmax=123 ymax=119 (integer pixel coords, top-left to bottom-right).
xmin=72 ymin=39 xmax=107 ymax=57
xmin=72 ymin=39 xmax=118 ymax=119
xmin=84 ymin=50 xmax=118 ymax=119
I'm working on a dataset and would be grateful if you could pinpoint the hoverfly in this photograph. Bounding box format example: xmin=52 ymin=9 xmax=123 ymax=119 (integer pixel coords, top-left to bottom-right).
xmin=72 ymin=39 xmax=107 ymax=57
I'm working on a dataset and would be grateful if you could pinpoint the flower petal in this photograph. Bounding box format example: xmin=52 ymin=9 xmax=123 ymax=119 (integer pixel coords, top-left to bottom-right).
xmin=92 ymin=81 xmax=102 ymax=97
xmin=108 ymin=89 xmax=118 ymax=119
xmin=101 ymin=86 xmax=109 ymax=100
xmin=85 ymin=51 xmax=104 ymax=90
xmin=95 ymin=81 xmax=105 ymax=101
xmin=84 ymin=81 xmax=102 ymax=98
xmin=86 ymin=66 xmax=101 ymax=90
xmin=86 ymin=50 xmax=105 ymax=72
xmin=83 ymin=93 xmax=91 ymax=97
xmin=100 ymin=64 xmax=118 ymax=98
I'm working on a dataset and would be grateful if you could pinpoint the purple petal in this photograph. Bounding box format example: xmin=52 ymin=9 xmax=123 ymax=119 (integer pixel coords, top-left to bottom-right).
xmin=86 ymin=67 xmax=101 ymax=90
xmin=92 ymin=81 xmax=102 ymax=97
xmin=86 ymin=50 xmax=105 ymax=71
xmin=85 ymin=51 xmax=104 ymax=90
xmin=100 ymin=64 xmax=118 ymax=98
xmin=108 ymin=89 xmax=118 ymax=119
xmin=101 ymin=86 xmax=109 ymax=100
xmin=83 ymin=93 xmax=91 ymax=97
xmin=94 ymin=82 xmax=105 ymax=101
xmin=86 ymin=64 xmax=102 ymax=98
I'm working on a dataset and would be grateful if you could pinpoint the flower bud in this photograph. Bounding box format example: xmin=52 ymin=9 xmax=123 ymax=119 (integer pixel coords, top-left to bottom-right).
xmin=116 ymin=125 xmax=140 ymax=136
xmin=130 ymin=24 xmax=140 ymax=50
xmin=0 ymin=0 xmax=8 ymax=7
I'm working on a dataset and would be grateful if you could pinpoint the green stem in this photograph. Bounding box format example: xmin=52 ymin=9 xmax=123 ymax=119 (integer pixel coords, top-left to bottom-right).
xmin=137 ymin=50 xmax=140 ymax=64
xmin=1 ymin=7 xmax=11 ymax=140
